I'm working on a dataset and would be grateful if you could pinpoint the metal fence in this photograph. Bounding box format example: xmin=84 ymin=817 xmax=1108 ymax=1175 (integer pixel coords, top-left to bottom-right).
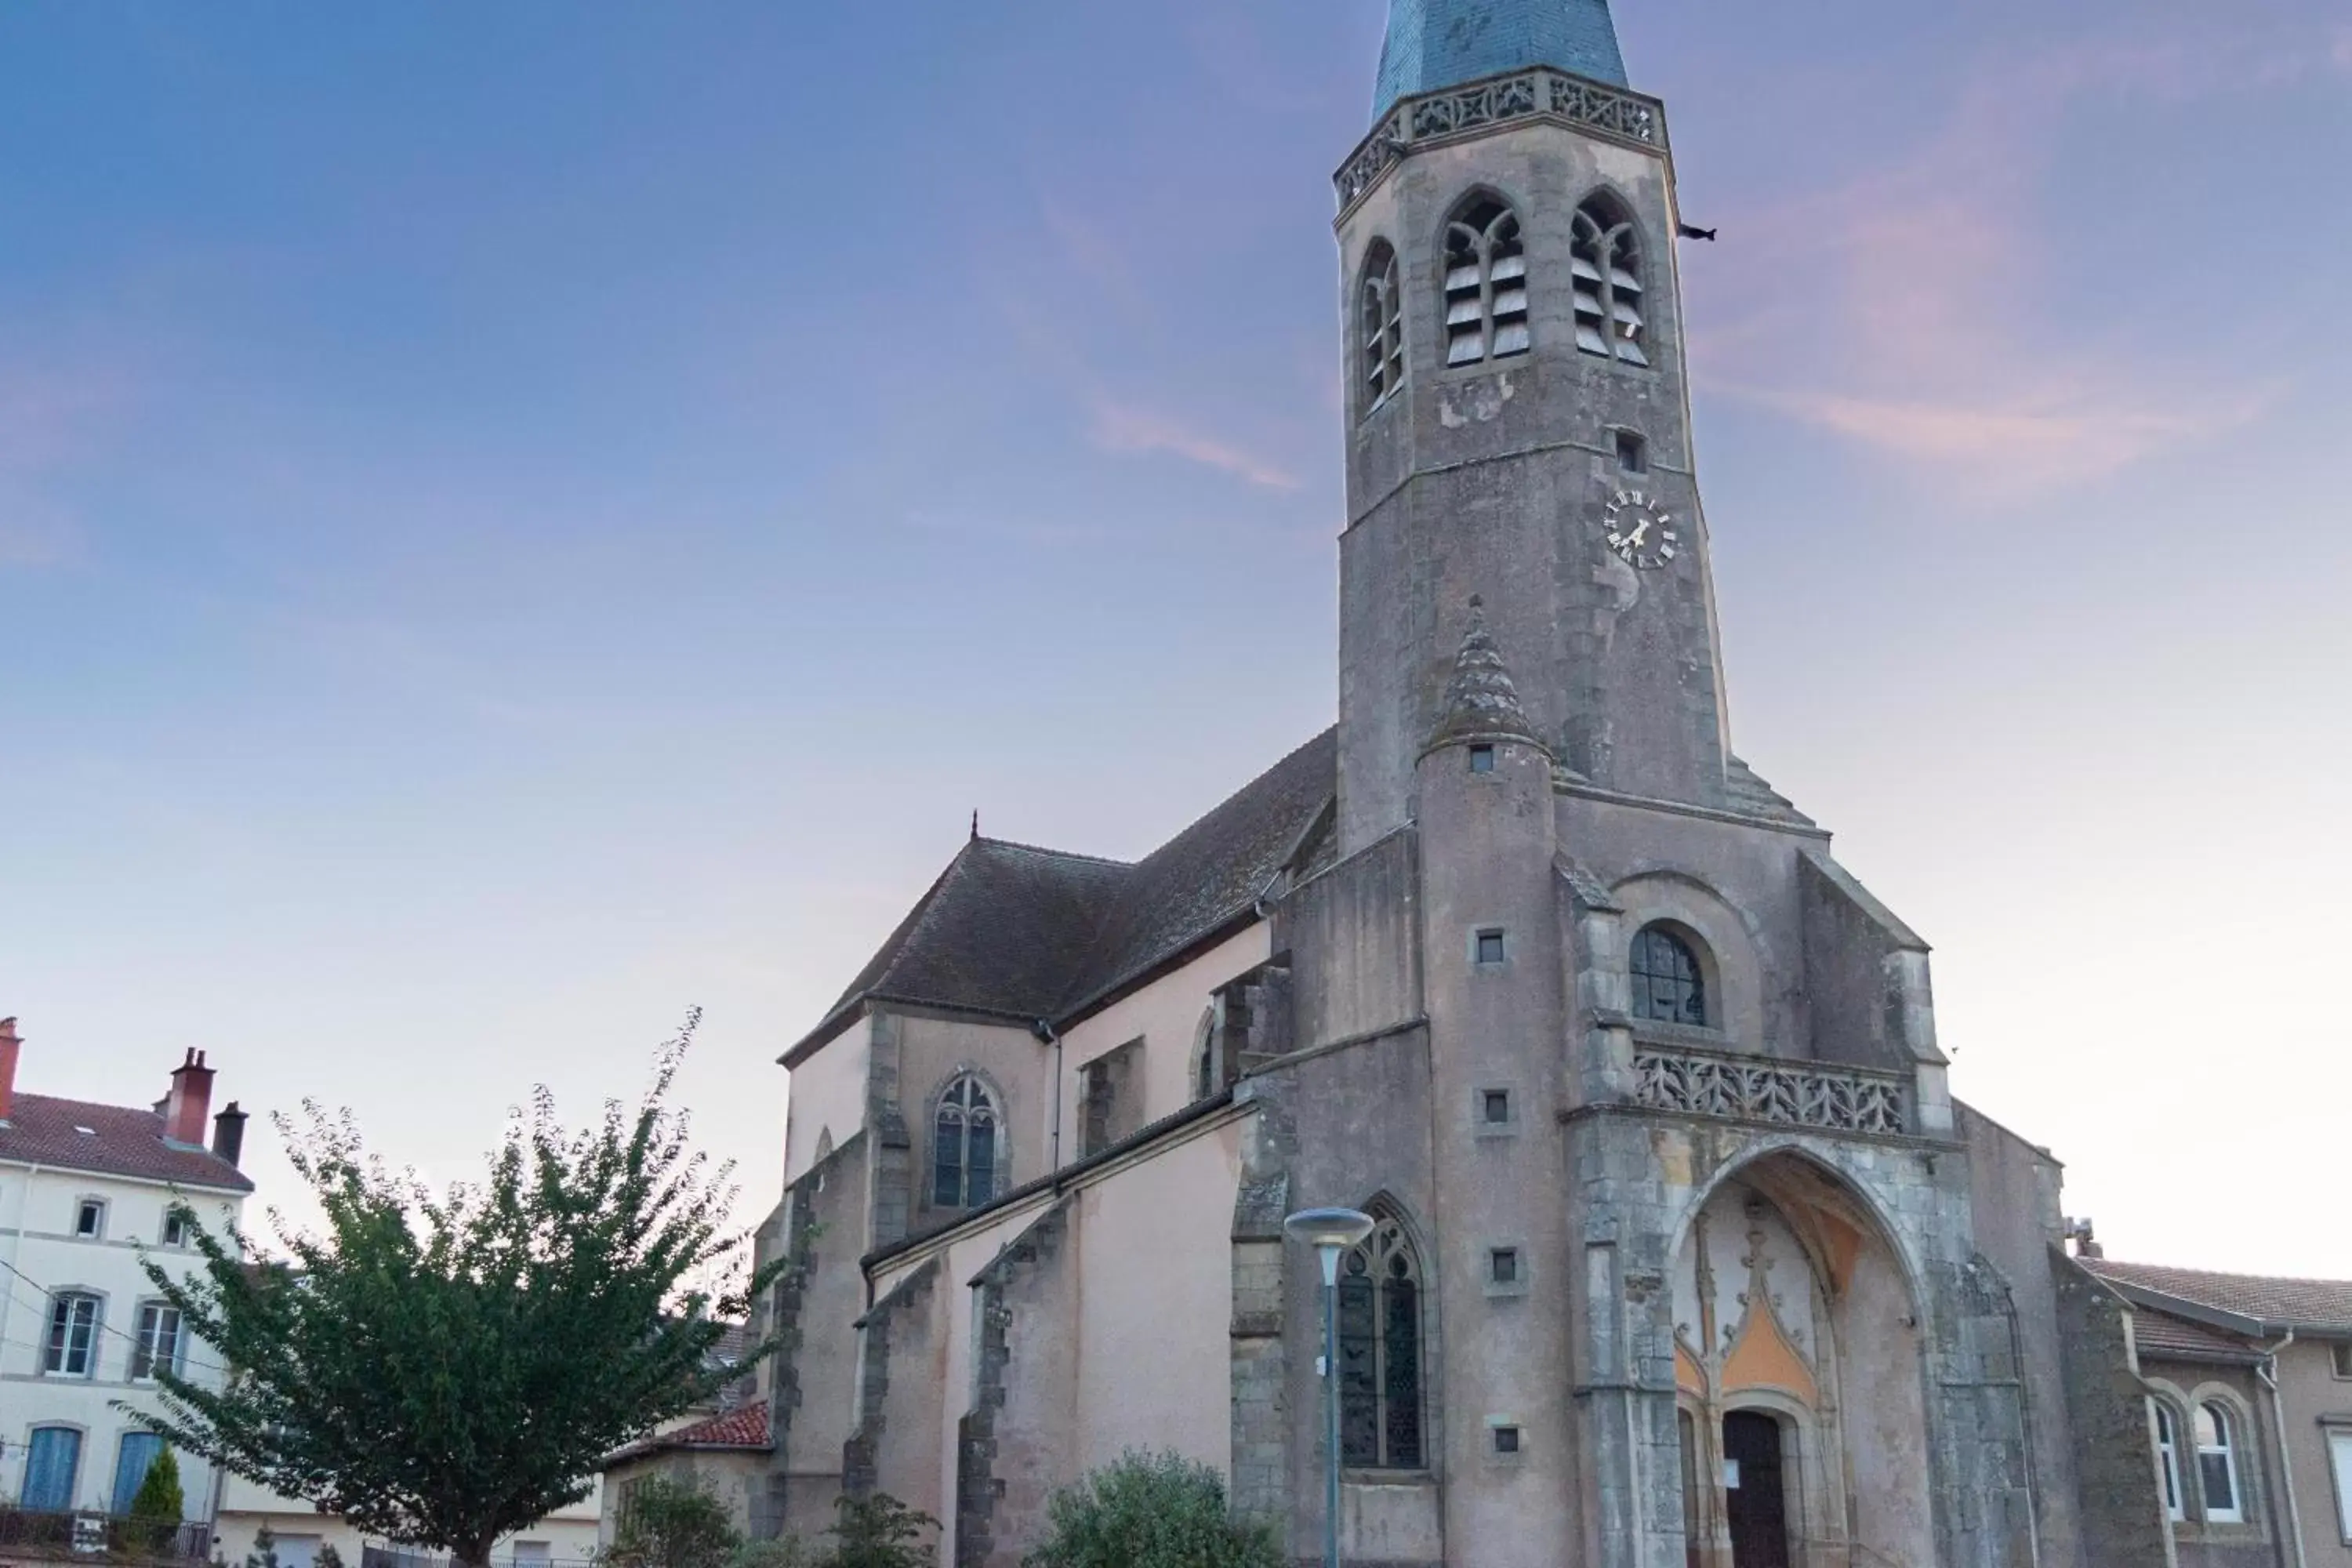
xmin=361 ymin=1551 xmax=596 ymax=1568
xmin=0 ymin=1506 xmax=212 ymax=1561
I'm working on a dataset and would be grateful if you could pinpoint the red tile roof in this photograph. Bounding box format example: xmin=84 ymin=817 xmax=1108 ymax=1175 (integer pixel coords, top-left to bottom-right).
xmin=2090 ymin=1260 xmax=2352 ymax=1335
xmin=602 ymin=1402 xmax=771 ymax=1466
xmin=0 ymin=1092 xmax=252 ymax=1193
xmin=2131 ymin=1307 xmax=2262 ymax=1363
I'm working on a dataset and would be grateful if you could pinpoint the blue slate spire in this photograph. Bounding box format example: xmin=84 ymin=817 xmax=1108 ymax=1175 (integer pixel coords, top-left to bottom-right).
xmin=1373 ymin=0 xmax=1628 ymax=117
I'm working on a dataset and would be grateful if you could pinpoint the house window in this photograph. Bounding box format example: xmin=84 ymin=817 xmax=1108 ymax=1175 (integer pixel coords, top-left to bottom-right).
xmin=2197 ymin=1402 xmax=2243 ymax=1523
xmin=22 ymin=1426 xmax=82 ymax=1512
xmin=75 ymin=1199 xmax=106 ymax=1239
xmin=932 ymin=1075 xmax=1000 ymax=1210
xmin=1443 ymin=198 xmax=1530 ymax=366
xmin=1630 ymin=924 xmax=1707 ymax=1027
xmin=1490 ymin=1248 xmax=1520 ymax=1286
xmin=2328 ymin=1430 xmax=2352 ymax=1541
xmin=111 ymin=1432 xmax=165 ymax=1517
xmin=2332 ymin=1341 xmax=2352 ymax=1380
xmin=2153 ymin=1401 xmax=2184 ymax=1522
xmin=510 ymin=1544 xmax=550 ymax=1567
xmin=162 ymin=1209 xmax=191 ymax=1248
xmin=132 ymin=1303 xmax=186 ymax=1381
xmin=45 ymin=1292 xmax=101 ymax=1377
xmin=1615 ymin=430 xmax=1648 ymax=472
xmin=1362 ymin=242 xmax=1405 ymax=408
xmin=1483 ymin=1090 xmax=1512 ymax=1125
xmin=1338 ymin=1214 xmax=1425 ymax=1470
xmin=1475 ymin=929 xmax=1507 ymax=966
xmin=1571 ymin=198 xmax=1649 ymax=366
xmin=1468 ymin=744 xmax=1496 ymax=774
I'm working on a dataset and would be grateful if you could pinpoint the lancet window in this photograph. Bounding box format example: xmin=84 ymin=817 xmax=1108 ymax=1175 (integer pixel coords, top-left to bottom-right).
xmin=1442 ymin=198 xmax=1530 ymax=366
xmin=1362 ymin=242 xmax=1405 ymax=409
xmin=2153 ymin=1402 xmax=2185 ymax=1521
xmin=932 ymin=1074 xmax=1000 ymax=1210
xmin=1338 ymin=1211 xmax=1425 ymax=1469
xmin=1630 ymin=923 xmax=1708 ymax=1028
xmin=1571 ymin=198 xmax=1648 ymax=366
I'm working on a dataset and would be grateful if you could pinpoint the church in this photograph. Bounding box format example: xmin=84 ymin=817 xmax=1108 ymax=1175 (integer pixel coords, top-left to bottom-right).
xmin=731 ymin=5 xmax=2351 ymax=1566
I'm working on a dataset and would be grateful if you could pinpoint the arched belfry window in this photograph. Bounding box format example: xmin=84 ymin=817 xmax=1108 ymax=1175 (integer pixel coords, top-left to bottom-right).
xmin=1338 ymin=1211 xmax=1425 ymax=1469
xmin=1630 ymin=924 xmax=1707 ymax=1028
xmin=933 ymin=1074 xmax=1000 ymax=1210
xmin=1443 ymin=198 xmax=1530 ymax=367
xmin=1571 ymin=198 xmax=1648 ymax=366
xmin=1362 ymin=243 xmax=1405 ymax=409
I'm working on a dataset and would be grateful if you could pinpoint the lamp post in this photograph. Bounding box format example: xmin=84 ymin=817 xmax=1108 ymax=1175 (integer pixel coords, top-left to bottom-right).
xmin=1284 ymin=1206 xmax=1376 ymax=1568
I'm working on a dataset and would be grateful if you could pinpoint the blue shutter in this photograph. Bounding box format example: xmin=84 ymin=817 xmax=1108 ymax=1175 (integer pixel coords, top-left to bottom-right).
xmin=23 ymin=1427 xmax=82 ymax=1512
xmin=111 ymin=1432 xmax=165 ymax=1516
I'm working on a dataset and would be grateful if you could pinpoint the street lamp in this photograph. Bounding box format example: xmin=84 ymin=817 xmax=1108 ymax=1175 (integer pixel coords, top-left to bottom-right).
xmin=1284 ymin=1205 xmax=1376 ymax=1568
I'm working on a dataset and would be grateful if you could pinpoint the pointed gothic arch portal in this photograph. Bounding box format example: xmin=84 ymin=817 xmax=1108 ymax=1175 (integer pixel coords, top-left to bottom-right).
xmin=1669 ymin=1155 xmax=1933 ymax=1568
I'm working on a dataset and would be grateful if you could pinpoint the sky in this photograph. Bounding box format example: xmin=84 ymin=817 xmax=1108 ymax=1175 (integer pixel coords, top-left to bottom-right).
xmin=2 ymin=0 xmax=2348 ymax=1276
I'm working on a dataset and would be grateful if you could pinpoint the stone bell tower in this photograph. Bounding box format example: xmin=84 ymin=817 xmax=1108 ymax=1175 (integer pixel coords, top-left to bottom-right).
xmin=1334 ymin=0 xmax=1733 ymax=854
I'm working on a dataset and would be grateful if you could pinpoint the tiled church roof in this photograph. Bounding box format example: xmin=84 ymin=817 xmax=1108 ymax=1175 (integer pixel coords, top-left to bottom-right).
xmin=2091 ymin=1260 xmax=2352 ymax=1336
xmin=0 ymin=1092 xmax=253 ymax=1192
xmin=1373 ymin=0 xmax=1629 ymax=117
xmin=786 ymin=730 xmax=1338 ymax=1063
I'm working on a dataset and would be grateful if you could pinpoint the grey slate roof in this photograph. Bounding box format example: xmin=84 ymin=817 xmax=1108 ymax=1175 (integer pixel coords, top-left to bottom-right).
xmin=1424 ymin=601 xmax=1546 ymax=757
xmin=788 ymin=729 xmax=1338 ymax=1062
xmin=2090 ymin=1260 xmax=2352 ymax=1336
xmin=1374 ymin=0 xmax=1629 ymax=117
xmin=0 ymin=1092 xmax=254 ymax=1193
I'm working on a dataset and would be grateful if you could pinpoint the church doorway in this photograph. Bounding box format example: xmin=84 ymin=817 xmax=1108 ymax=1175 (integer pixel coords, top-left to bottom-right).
xmin=1722 ymin=1411 xmax=1790 ymax=1568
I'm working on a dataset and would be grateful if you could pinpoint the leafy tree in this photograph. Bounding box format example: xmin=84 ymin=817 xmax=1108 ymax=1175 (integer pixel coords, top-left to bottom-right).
xmin=244 ymin=1525 xmax=281 ymax=1568
xmin=606 ymin=1475 xmax=739 ymax=1568
xmin=314 ymin=1545 xmax=347 ymax=1568
xmin=825 ymin=1494 xmax=937 ymax=1568
xmin=1022 ymin=1451 xmax=1284 ymax=1568
xmin=129 ymin=1014 xmax=778 ymax=1568
xmin=129 ymin=1445 xmax=187 ymax=1523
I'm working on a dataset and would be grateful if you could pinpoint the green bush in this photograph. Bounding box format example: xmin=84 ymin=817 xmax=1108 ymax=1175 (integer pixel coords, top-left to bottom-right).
xmin=726 ymin=1540 xmax=813 ymax=1568
xmin=823 ymin=1494 xmax=936 ymax=1568
xmin=1023 ymin=1452 xmax=1284 ymax=1568
xmin=606 ymin=1477 xmax=740 ymax=1568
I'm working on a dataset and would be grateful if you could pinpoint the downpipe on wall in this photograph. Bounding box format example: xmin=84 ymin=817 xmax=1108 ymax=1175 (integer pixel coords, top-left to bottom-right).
xmin=2258 ymin=1334 xmax=2308 ymax=1568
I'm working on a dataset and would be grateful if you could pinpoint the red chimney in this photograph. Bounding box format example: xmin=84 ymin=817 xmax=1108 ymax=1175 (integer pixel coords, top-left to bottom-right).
xmin=0 ymin=1018 xmax=19 ymax=1122
xmin=164 ymin=1048 xmax=214 ymax=1146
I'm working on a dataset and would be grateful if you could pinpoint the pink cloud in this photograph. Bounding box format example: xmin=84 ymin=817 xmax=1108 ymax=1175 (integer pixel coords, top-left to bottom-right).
xmin=1685 ymin=23 xmax=2319 ymax=496
xmin=1087 ymin=398 xmax=1300 ymax=491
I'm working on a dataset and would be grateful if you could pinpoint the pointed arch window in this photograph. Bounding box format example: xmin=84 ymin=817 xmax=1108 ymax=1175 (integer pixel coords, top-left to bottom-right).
xmin=1362 ymin=243 xmax=1405 ymax=409
xmin=1338 ymin=1213 xmax=1425 ymax=1469
xmin=2196 ymin=1401 xmax=2243 ymax=1523
xmin=1630 ymin=924 xmax=1707 ymax=1028
xmin=1443 ymin=198 xmax=1530 ymax=367
xmin=932 ymin=1075 xmax=1000 ymax=1211
xmin=1572 ymin=198 xmax=1648 ymax=366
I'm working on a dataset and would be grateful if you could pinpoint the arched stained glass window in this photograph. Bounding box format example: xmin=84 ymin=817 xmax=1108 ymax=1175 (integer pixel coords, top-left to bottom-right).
xmin=1571 ymin=198 xmax=1648 ymax=366
xmin=1631 ymin=924 xmax=1707 ymax=1028
xmin=1362 ymin=243 xmax=1405 ymax=409
xmin=1443 ymin=198 xmax=1530 ymax=367
xmin=933 ymin=1075 xmax=1000 ymax=1211
xmin=1338 ymin=1213 xmax=1424 ymax=1470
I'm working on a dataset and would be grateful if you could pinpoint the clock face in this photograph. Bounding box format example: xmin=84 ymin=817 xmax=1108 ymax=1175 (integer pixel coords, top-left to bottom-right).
xmin=1603 ymin=490 xmax=1680 ymax=571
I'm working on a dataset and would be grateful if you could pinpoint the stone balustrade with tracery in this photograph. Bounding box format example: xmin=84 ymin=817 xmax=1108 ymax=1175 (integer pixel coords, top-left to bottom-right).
xmin=1632 ymin=1042 xmax=1911 ymax=1136
xmin=1335 ymin=67 xmax=1670 ymax=211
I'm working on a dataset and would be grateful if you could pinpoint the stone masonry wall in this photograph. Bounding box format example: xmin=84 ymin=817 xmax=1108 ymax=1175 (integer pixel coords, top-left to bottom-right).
xmin=2053 ymin=1254 xmax=2176 ymax=1568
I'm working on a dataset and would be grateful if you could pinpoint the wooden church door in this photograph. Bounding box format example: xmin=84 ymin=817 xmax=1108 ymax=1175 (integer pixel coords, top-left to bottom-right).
xmin=1722 ymin=1410 xmax=1791 ymax=1568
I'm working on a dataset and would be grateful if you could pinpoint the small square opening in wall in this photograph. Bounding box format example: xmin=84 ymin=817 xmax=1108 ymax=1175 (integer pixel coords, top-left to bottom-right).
xmin=1468 ymin=744 xmax=1496 ymax=774
xmin=2332 ymin=1341 xmax=2352 ymax=1380
xmin=1493 ymin=1425 xmax=1523 ymax=1456
xmin=1490 ymin=1248 xmax=1520 ymax=1286
xmin=1475 ymin=929 xmax=1507 ymax=966
xmin=1483 ymin=1090 xmax=1512 ymax=1125
xmin=1614 ymin=430 xmax=1647 ymax=473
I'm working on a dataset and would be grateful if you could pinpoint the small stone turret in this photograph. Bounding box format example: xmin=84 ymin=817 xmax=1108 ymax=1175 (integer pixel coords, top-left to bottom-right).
xmin=1421 ymin=597 xmax=1549 ymax=760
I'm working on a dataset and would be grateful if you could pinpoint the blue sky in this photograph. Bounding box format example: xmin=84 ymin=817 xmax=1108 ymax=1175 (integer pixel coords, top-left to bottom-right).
xmin=2 ymin=0 xmax=2348 ymax=1272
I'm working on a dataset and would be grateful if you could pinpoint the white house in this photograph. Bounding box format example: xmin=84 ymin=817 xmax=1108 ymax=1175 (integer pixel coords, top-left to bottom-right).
xmin=0 ymin=1018 xmax=251 ymax=1528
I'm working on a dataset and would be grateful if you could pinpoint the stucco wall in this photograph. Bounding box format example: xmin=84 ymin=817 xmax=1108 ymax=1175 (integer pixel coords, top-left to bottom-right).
xmin=783 ymin=1018 xmax=869 ymax=1186
xmin=2278 ymin=1338 xmax=2352 ymax=1563
xmin=890 ymin=1014 xmax=1047 ymax=1234
xmin=1279 ymin=827 xmax=1422 ymax=1052
xmin=1055 ymin=924 xmax=1270 ymax=1146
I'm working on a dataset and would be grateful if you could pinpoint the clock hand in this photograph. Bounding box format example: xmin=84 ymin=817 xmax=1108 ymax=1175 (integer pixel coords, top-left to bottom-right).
xmin=1629 ymin=519 xmax=1650 ymax=549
